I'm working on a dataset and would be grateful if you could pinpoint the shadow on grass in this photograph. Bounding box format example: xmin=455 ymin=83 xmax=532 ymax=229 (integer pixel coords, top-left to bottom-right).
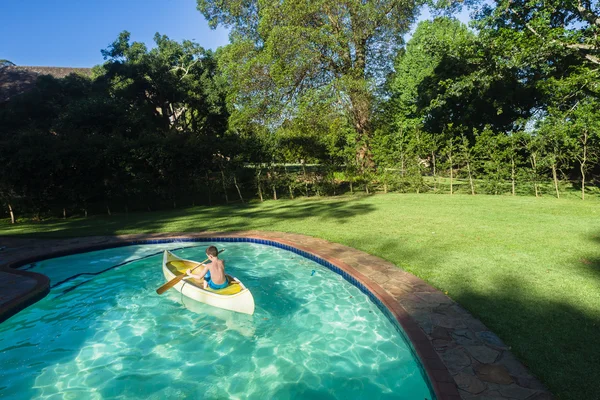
xmin=444 ymin=233 xmax=600 ymax=400
xmin=0 ymin=198 xmax=377 ymax=238
xmin=451 ymin=278 xmax=599 ymax=400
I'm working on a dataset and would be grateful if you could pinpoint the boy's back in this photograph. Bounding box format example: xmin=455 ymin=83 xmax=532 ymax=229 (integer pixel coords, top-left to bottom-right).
xmin=207 ymin=258 xmax=226 ymax=285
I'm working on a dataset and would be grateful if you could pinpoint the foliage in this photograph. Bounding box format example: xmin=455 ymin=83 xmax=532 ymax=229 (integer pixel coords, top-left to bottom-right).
xmin=0 ymin=32 xmax=233 ymax=219
xmin=198 ymin=0 xmax=426 ymax=169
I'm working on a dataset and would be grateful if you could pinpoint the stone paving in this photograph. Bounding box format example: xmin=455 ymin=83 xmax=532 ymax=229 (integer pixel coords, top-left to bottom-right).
xmin=0 ymin=232 xmax=553 ymax=400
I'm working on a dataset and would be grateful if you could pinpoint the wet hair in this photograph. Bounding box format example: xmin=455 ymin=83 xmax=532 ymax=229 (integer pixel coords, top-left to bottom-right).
xmin=206 ymin=246 xmax=218 ymax=257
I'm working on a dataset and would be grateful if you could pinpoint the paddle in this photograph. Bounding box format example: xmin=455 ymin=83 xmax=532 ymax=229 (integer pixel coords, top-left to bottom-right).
xmin=156 ymin=249 xmax=224 ymax=295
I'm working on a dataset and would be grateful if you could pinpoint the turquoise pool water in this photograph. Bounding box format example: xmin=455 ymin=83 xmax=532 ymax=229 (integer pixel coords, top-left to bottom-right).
xmin=0 ymin=242 xmax=434 ymax=399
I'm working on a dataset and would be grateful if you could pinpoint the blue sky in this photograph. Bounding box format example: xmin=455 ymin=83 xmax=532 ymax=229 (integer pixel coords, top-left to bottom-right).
xmin=1 ymin=1 xmax=471 ymax=68
xmin=1 ymin=0 xmax=230 ymax=67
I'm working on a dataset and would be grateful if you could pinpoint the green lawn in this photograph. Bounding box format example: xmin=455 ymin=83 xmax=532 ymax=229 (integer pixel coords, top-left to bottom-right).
xmin=2 ymin=193 xmax=599 ymax=400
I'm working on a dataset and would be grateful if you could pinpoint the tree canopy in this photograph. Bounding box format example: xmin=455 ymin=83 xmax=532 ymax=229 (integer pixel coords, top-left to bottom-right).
xmin=197 ymin=0 xmax=426 ymax=168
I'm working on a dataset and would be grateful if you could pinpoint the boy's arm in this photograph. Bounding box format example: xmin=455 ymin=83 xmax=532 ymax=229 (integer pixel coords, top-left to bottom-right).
xmin=185 ymin=264 xmax=209 ymax=279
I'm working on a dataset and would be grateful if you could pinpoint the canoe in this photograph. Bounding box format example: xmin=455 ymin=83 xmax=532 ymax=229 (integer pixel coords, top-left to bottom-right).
xmin=162 ymin=250 xmax=255 ymax=315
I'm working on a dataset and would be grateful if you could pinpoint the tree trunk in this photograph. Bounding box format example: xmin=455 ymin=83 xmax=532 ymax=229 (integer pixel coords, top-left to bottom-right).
xmin=530 ymin=153 xmax=539 ymax=198
xmin=401 ymin=155 xmax=406 ymax=177
xmin=84 ymin=208 xmax=88 ymax=218
xmin=63 ymin=208 xmax=66 ymax=219
xmin=106 ymin=205 xmax=111 ymax=216
xmin=383 ymin=173 xmax=388 ymax=194
xmin=349 ymin=180 xmax=353 ymax=194
xmin=432 ymin=150 xmax=437 ymax=191
xmin=495 ymin=164 xmax=500 ymax=195
xmin=581 ymin=165 xmax=586 ymax=201
xmin=301 ymin=160 xmax=308 ymax=196
xmin=511 ymin=157 xmax=516 ymax=196
xmin=349 ymin=89 xmax=374 ymax=171
xmin=205 ymin=171 xmax=212 ymax=205
xmin=8 ymin=203 xmax=15 ymax=224
xmin=552 ymin=162 xmax=560 ymax=199
xmin=331 ymin=173 xmax=336 ymax=196
xmin=220 ymin=168 xmax=229 ymax=203
xmin=272 ymin=185 xmax=277 ymax=200
xmin=284 ymin=165 xmax=294 ymax=199
xmin=448 ymin=144 xmax=453 ymax=195
xmin=580 ymin=130 xmax=588 ymax=201
xmin=192 ymin=110 xmax=198 ymax=133
xmin=257 ymin=169 xmax=264 ymax=202
xmin=233 ymin=175 xmax=244 ymax=203
xmin=466 ymin=161 xmax=475 ymax=195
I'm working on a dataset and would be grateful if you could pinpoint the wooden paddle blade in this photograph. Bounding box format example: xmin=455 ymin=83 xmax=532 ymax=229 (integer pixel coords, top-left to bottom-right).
xmin=156 ymin=273 xmax=187 ymax=295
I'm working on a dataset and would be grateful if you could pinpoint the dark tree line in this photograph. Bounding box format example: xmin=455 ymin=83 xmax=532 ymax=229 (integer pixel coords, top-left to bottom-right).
xmin=0 ymin=33 xmax=256 ymax=222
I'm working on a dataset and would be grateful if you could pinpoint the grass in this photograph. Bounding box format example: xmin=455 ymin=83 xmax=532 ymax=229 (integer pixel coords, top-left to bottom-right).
xmin=2 ymin=193 xmax=599 ymax=400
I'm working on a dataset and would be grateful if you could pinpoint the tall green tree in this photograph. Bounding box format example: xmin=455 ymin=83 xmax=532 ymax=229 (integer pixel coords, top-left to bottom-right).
xmin=98 ymin=31 xmax=228 ymax=136
xmin=197 ymin=0 xmax=425 ymax=169
xmin=389 ymin=17 xmax=538 ymax=141
xmin=472 ymin=0 xmax=600 ymax=196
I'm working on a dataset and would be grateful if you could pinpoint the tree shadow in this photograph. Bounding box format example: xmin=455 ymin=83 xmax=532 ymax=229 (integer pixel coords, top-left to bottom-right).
xmin=440 ymin=232 xmax=600 ymax=400
xmin=0 ymin=198 xmax=377 ymax=238
xmin=451 ymin=278 xmax=599 ymax=400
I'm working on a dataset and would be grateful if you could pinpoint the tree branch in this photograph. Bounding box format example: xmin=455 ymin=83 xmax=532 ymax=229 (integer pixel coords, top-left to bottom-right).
xmin=577 ymin=0 xmax=600 ymax=28
xmin=507 ymin=7 xmax=600 ymax=65
xmin=171 ymin=59 xmax=200 ymax=80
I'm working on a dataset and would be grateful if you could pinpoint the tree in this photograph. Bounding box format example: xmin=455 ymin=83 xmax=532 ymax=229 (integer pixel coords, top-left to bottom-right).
xmin=474 ymin=0 xmax=600 ymax=68
xmin=458 ymin=131 xmax=476 ymax=195
xmin=0 ymin=32 xmax=235 ymax=219
xmin=197 ymin=0 xmax=425 ymax=170
xmin=472 ymin=0 xmax=600 ymax=196
xmin=537 ymin=115 xmax=574 ymax=198
xmin=568 ymin=101 xmax=600 ymax=200
xmin=389 ymin=17 xmax=538 ymax=142
xmin=99 ymin=31 xmax=228 ymax=136
xmin=474 ymin=126 xmax=512 ymax=195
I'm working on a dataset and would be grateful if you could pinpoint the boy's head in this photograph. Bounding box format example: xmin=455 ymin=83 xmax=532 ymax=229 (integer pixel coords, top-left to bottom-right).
xmin=206 ymin=246 xmax=218 ymax=258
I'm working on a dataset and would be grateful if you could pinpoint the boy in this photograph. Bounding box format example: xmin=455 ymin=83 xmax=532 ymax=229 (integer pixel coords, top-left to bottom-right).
xmin=184 ymin=246 xmax=229 ymax=290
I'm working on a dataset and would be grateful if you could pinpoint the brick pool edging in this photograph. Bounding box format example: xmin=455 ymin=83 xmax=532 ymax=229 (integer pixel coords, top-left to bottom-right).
xmin=0 ymin=232 xmax=553 ymax=400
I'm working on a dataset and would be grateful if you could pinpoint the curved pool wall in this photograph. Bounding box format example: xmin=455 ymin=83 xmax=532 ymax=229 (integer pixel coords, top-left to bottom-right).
xmin=2 ymin=234 xmax=458 ymax=400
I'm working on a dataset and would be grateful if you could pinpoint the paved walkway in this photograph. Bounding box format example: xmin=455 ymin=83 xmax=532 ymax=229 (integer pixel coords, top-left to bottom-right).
xmin=0 ymin=232 xmax=553 ymax=400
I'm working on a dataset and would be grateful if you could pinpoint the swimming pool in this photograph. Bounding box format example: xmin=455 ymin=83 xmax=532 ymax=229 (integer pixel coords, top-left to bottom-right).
xmin=0 ymin=241 xmax=435 ymax=399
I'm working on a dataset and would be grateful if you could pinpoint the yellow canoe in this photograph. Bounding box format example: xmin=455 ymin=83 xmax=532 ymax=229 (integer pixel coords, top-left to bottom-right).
xmin=162 ymin=250 xmax=255 ymax=315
